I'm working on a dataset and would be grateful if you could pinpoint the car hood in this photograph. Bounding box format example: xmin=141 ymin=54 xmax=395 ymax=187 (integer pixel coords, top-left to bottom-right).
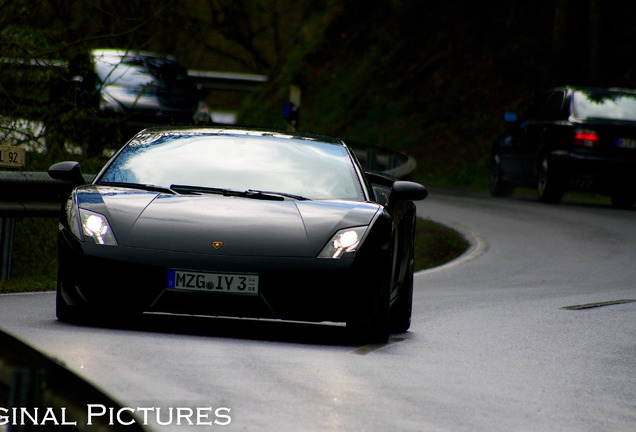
xmin=76 ymin=186 xmax=381 ymax=257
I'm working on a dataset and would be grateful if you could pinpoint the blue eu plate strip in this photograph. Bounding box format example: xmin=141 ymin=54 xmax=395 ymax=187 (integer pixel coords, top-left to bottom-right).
xmin=166 ymin=270 xmax=176 ymax=289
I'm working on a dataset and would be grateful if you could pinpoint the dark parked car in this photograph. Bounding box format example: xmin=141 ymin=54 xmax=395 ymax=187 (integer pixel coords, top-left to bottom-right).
xmin=48 ymin=127 xmax=428 ymax=342
xmin=50 ymin=49 xmax=211 ymax=154
xmin=489 ymin=86 xmax=636 ymax=208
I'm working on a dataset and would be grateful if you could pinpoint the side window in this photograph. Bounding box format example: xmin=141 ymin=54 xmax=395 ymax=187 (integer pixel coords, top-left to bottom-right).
xmin=525 ymin=92 xmax=552 ymax=120
xmin=526 ymin=91 xmax=567 ymax=121
xmin=543 ymin=91 xmax=566 ymax=120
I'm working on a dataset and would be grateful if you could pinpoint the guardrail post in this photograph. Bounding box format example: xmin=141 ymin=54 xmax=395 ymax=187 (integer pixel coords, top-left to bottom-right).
xmin=365 ymin=148 xmax=378 ymax=170
xmin=1 ymin=217 xmax=15 ymax=281
xmin=8 ymin=368 xmax=44 ymax=432
xmin=388 ymin=154 xmax=400 ymax=169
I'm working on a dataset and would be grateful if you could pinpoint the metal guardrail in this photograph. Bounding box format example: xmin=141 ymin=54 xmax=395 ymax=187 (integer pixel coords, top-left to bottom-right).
xmin=0 ymin=172 xmax=95 ymax=281
xmin=0 ymin=172 xmax=95 ymax=218
xmin=0 ymin=57 xmax=267 ymax=93
xmin=352 ymin=146 xmax=417 ymax=179
xmin=0 ymin=147 xmax=413 ymax=218
xmin=0 ymin=328 xmax=150 ymax=432
xmin=188 ymin=70 xmax=268 ymax=92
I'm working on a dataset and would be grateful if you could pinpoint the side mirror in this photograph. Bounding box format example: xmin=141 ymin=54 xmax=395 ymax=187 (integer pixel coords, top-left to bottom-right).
xmin=392 ymin=181 xmax=428 ymax=201
xmin=48 ymin=161 xmax=86 ymax=186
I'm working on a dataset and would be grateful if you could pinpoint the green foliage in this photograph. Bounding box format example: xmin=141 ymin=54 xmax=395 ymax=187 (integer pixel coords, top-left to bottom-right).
xmin=0 ymin=218 xmax=58 ymax=293
xmin=240 ymin=0 xmax=529 ymax=187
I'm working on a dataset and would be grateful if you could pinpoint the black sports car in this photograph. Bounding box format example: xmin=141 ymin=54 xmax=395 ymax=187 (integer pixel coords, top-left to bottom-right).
xmin=49 ymin=127 xmax=427 ymax=342
xmin=489 ymin=86 xmax=636 ymax=208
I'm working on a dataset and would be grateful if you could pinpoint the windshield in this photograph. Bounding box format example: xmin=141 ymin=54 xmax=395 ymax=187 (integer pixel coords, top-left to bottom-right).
xmin=97 ymin=132 xmax=366 ymax=201
xmin=572 ymin=90 xmax=636 ymax=121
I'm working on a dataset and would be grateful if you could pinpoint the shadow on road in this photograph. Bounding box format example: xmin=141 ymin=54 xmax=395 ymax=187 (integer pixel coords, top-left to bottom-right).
xmin=55 ymin=312 xmax=409 ymax=348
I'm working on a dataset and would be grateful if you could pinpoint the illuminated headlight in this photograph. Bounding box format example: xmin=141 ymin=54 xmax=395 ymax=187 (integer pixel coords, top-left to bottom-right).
xmin=79 ymin=209 xmax=118 ymax=245
xmin=318 ymin=226 xmax=367 ymax=259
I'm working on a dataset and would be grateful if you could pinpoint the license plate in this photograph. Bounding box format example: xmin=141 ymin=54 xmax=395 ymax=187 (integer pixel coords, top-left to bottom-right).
xmin=167 ymin=270 xmax=259 ymax=295
xmin=616 ymin=138 xmax=636 ymax=149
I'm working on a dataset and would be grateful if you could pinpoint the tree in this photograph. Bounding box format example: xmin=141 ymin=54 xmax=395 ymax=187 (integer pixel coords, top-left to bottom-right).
xmin=552 ymin=0 xmax=636 ymax=86
xmin=170 ymin=0 xmax=332 ymax=74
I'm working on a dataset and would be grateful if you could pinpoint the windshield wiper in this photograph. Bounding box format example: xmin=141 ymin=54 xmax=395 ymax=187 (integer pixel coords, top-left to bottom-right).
xmin=170 ymin=185 xmax=235 ymax=195
xmin=170 ymin=185 xmax=309 ymax=201
xmin=246 ymin=189 xmax=310 ymax=201
xmin=99 ymin=181 xmax=177 ymax=194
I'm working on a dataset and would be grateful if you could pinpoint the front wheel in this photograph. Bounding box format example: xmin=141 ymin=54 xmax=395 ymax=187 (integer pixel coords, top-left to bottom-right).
xmin=390 ymin=245 xmax=414 ymax=333
xmin=537 ymin=156 xmax=564 ymax=203
xmin=56 ymin=284 xmax=140 ymax=326
xmin=389 ymin=275 xmax=413 ymax=333
xmin=347 ymin=281 xmax=390 ymax=344
xmin=56 ymin=286 xmax=87 ymax=324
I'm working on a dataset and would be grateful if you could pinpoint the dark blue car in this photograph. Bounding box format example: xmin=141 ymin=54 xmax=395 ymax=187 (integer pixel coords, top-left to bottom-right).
xmin=489 ymin=86 xmax=636 ymax=208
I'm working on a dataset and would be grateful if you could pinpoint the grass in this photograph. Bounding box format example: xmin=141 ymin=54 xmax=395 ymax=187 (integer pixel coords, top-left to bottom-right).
xmin=1 ymin=218 xmax=58 ymax=293
xmin=414 ymin=218 xmax=469 ymax=271
xmin=0 ymin=216 xmax=469 ymax=293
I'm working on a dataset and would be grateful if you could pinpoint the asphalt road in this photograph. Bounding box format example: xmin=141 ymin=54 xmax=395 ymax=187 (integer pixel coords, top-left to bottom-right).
xmin=1 ymin=187 xmax=635 ymax=431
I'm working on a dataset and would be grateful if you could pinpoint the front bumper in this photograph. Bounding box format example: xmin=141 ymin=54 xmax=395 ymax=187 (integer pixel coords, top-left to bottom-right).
xmin=57 ymin=229 xmax=387 ymax=324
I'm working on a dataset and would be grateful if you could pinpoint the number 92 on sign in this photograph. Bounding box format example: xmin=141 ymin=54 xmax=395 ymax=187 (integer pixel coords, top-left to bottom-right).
xmin=0 ymin=146 xmax=26 ymax=168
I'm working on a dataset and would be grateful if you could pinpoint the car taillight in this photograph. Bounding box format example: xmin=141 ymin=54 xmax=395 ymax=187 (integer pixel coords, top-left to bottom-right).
xmin=574 ymin=129 xmax=599 ymax=147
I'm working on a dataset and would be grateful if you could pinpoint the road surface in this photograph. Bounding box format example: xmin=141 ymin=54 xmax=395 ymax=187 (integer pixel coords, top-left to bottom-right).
xmin=1 ymin=187 xmax=634 ymax=431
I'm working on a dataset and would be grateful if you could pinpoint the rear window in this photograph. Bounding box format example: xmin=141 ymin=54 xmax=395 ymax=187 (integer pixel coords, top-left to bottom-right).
xmin=572 ymin=90 xmax=636 ymax=121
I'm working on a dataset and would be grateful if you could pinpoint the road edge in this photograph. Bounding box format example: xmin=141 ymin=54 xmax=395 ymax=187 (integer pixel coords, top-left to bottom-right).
xmin=415 ymin=217 xmax=489 ymax=276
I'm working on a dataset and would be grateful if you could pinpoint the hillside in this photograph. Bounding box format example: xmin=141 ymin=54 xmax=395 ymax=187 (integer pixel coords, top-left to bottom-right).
xmin=239 ymin=0 xmax=636 ymax=189
xmin=3 ymin=0 xmax=636 ymax=188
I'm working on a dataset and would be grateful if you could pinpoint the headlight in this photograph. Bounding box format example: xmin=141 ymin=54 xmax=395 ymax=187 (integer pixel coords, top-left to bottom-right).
xmin=318 ymin=226 xmax=367 ymax=259
xmin=78 ymin=209 xmax=118 ymax=245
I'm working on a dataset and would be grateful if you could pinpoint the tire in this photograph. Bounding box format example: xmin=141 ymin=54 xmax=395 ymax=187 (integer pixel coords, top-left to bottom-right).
xmin=390 ymin=272 xmax=413 ymax=333
xmin=489 ymin=154 xmax=514 ymax=197
xmin=390 ymin=244 xmax=414 ymax=333
xmin=347 ymin=272 xmax=390 ymax=344
xmin=56 ymin=285 xmax=86 ymax=324
xmin=537 ymin=156 xmax=564 ymax=203
xmin=348 ymin=291 xmax=390 ymax=344
xmin=56 ymin=284 xmax=138 ymax=326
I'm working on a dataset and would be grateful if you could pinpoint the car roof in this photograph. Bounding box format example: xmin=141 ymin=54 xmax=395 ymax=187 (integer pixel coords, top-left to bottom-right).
xmin=136 ymin=126 xmax=346 ymax=146
xmin=552 ymin=85 xmax=636 ymax=96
